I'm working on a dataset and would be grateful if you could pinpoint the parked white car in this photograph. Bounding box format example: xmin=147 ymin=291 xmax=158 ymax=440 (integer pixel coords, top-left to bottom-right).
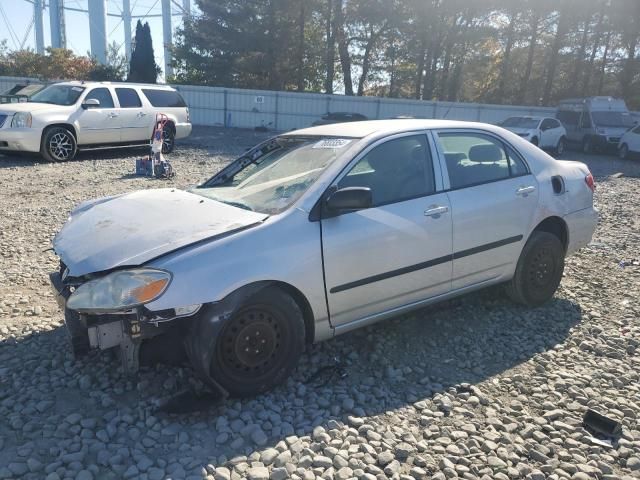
xmin=619 ymin=124 xmax=640 ymax=159
xmin=50 ymin=120 xmax=597 ymax=396
xmin=499 ymin=116 xmax=566 ymax=155
xmin=0 ymin=81 xmax=192 ymax=161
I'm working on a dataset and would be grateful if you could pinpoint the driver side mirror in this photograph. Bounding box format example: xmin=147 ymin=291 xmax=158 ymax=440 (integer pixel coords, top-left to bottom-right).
xmin=82 ymin=98 xmax=100 ymax=109
xmin=326 ymin=187 xmax=372 ymax=212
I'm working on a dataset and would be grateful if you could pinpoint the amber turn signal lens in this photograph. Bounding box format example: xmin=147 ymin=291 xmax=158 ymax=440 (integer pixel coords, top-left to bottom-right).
xmin=130 ymin=278 xmax=169 ymax=303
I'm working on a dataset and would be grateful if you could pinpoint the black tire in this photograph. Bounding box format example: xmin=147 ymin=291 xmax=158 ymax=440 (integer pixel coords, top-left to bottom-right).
xmin=161 ymin=125 xmax=176 ymax=154
xmin=41 ymin=127 xmax=77 ymax=162
xmin=506 ymin=231 xmax=565 ymax=307
xmin=531 ymin=137 xmax=539 ymax=147
xmin=206 ymin=287 xmax=305 ymax=397
xmin=554 ymin=137 xmax=565 ymax=156
xmin=582 ymin=136 xmax=592 ymax=154
xmin=619 ymin=144 xmax=629 ymax=160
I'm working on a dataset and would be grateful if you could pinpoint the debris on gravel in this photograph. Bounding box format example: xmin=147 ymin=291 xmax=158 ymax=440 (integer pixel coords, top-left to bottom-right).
xmin=1 ymin=130 xmax=639 ymax=479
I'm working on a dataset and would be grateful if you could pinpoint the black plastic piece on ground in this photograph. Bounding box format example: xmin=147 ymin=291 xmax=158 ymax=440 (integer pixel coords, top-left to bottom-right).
xmin=583 ymin=409 xmax=622 ymax=437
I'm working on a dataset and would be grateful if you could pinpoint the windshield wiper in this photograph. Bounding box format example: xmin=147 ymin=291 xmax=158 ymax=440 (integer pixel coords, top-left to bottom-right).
xmin=220 ymin=200 xmax=254 ymax=211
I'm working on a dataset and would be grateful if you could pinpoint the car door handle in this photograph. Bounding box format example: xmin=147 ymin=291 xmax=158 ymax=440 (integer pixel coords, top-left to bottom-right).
xmin=137 ymin=112 xmax=147 ymax=118
xmin=424 ymin=205 xmax=449 ymax=218
xmin=516 ymin=186 xmax=536 ymax=196
xmin=108 ymin=112 xmax=119 ymax=118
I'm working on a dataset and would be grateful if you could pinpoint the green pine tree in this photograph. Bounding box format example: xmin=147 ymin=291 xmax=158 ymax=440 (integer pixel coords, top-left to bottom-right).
xmin=127 ymin=20 xmax=158 ymax=83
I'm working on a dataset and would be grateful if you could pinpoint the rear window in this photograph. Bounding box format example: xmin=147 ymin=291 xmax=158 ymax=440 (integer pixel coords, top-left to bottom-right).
xmin=142 ymin=89 xmax=186 ymax=108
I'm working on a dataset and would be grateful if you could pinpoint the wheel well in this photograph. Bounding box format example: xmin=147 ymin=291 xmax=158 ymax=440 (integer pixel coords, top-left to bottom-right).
xmin=532 ymin=217 xmax=568 ymax=251
xmin=222 ymin=281 xmax=315 ymax=345
xmin=43 ymin=123 xmax=77 ymax=142
xmin=271 ymin=281 xmax=315 ymax=344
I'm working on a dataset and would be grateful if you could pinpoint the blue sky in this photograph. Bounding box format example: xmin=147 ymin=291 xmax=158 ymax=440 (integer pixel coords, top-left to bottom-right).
xmin=1 ymin=0 xmax=190 ymax=80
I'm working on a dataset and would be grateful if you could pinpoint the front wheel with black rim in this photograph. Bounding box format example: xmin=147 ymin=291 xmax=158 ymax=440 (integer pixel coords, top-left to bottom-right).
xmin=505 ymin=231 xmax=565 ymax=307
xmin=554 ymin=137 xmax=565 ymax=156
xmin=531 ymin=137 xmax=539 ymax=147
xmin=619 ymin=144 xmax=629 ymax=160
xmin=208 ymin=287 xmax=305 ymax=397
xmin=582 ymin=137 xmax=593 ymax=154
xmin=41 ymin=127 xmax=77 ymax=162
xmin=161 ymin=127 xmax=175 ymax=154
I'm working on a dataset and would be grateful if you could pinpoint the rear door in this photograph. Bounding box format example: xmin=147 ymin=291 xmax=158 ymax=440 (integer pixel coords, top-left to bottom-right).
xmin=75 ymin=87 xmax=120 ymax=145
xmin=321 ymin=132 xmax=453 ymax=327
xmin=115 ymin=88 xmax=152 ymax=143
xmin=434 ymin=130 xmax=539 ymax=290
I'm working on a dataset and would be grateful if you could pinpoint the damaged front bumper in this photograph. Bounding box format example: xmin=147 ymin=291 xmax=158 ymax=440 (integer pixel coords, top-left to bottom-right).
xmin=49 ymin=270 xmax=198 ymax=373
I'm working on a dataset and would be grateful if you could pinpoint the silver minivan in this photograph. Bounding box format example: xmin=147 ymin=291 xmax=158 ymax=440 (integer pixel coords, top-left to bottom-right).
xmin=556 ymin=97 xmax=635 ymax=154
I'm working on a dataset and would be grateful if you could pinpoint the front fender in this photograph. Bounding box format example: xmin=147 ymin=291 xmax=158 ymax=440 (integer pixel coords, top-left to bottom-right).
xmin=144 ymin=209 xmax=330 ymax=333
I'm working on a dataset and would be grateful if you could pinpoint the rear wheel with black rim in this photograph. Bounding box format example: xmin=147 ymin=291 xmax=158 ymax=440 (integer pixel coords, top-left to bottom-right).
xmin=531 ymin=137 xmax=539 ymax=147
xmin=209 ymin=287 xmax=305 ymax=397
xmin=161 ymin=126 xmax=175 ymax=154
xmin=41 ymin=127 xmax=77 ymax=162
xmin=506 ymin=231 xmax=565 ymax=307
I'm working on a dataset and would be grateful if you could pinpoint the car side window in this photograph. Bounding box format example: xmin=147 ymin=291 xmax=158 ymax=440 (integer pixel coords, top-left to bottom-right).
xmin=85 ymin=88 xmax=114 ymax=108
xmin=438 ymin=133 xmax=527 ymax=189
xmin=338 ymin=135 xmax=435 ymax=207
xmin=116 ymin=88 xmax=142 ymax=108
xmin=633 ymin=125 xmax=640 ymax=135
xmin=541 ymin=119 xmax=555 ymax=130
xmin=551 ymin=119 xmax=562 ymax=129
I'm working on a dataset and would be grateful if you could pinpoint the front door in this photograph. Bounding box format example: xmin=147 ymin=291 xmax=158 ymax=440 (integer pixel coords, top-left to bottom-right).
xmin=115 ymin=87 xmax=152 ymax=143
xmin=75 ymin=87 xmax=120 ymax=145
xmin=321 ymin=133 xmax=453 ymax=327
xmin=435 ymin=131 xmax=539 ymax=290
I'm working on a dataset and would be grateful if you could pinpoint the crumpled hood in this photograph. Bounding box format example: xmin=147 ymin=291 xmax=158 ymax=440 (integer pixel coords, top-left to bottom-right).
xmin=53 ymin=188 xmax=268 ymax=277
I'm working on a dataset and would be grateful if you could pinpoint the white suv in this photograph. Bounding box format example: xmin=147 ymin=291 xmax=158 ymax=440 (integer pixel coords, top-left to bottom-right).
xmin=0 ymin=81 xmax=192 ymax=161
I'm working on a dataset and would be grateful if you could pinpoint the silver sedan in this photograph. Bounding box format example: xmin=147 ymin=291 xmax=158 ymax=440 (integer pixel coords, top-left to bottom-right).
xmin=50 ymin=120 xmax=598 ymax=397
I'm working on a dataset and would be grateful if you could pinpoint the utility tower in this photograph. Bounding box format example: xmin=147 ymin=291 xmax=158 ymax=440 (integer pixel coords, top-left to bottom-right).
xmin=49 ymin=0 xmax=66 ymax=49
xmin=88 ymin=0 xmax=108 ymax=64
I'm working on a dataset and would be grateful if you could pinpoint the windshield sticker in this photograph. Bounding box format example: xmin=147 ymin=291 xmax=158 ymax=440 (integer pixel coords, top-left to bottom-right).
xmin=312 ymin=139 xmax=352 ymax=149
xmin=71 ymin=87 xmax=83 ymax=92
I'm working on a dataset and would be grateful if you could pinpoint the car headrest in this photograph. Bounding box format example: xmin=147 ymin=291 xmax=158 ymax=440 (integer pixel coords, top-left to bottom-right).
xmin=469 ymin=144 xmax=502 ymax=162
xmin=445 ymin=152 xmax=466 ymax=166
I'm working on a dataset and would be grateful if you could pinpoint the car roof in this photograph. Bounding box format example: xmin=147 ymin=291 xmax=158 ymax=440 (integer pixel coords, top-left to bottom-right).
xmin=52 ymin=81 xmax=176 ymax=90
xmin=284 ymin=119 xmax=503 ymax=139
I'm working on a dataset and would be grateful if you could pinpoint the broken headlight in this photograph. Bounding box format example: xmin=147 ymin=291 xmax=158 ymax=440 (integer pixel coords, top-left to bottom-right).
xmin=67 ymin=269 xmax=171 ymax=313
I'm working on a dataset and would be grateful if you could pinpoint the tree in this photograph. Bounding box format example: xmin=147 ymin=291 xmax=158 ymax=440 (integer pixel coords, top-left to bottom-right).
xmin=128 ymin=21 xmax=159 ymax=83
xmin=89 ymin=42 xmax=127 ymax=81
xmin=168 ymin=0 xmax=640 ymax=109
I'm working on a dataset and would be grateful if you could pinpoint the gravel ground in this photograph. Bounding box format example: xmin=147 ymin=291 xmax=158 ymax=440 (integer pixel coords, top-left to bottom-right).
xmin=0 ymin=128 xmax=639 ymax=480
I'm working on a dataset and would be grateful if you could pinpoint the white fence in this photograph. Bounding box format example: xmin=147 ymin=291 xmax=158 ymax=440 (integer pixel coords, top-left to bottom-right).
xmin=5 ymin=75 xmax=638 ymax=131
xmin=174 ymin=84 xmax=558 ymax=131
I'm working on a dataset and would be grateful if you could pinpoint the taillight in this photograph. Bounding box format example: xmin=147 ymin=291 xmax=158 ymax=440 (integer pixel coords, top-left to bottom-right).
xmin=585 ymin=173 xmax=595 ymax=192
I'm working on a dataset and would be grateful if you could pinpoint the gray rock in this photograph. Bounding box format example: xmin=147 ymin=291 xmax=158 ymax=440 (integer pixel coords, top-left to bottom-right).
xmin=75 ymin=471 xmax=93 ymax=480
xmin=8 ymin=463 xmax=28 ymax=476
xmin=251 ymin=429 xmax=269 ymax=446
xmin=214 ymin=467 xmax=231 ymax=480
xmin=247 ymin=466 xmax=269 ymax=480
xmin=270 ymin=467 xmax=289 ymax=480
xmin=377 ymin=451 xmax=394 ymax=466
